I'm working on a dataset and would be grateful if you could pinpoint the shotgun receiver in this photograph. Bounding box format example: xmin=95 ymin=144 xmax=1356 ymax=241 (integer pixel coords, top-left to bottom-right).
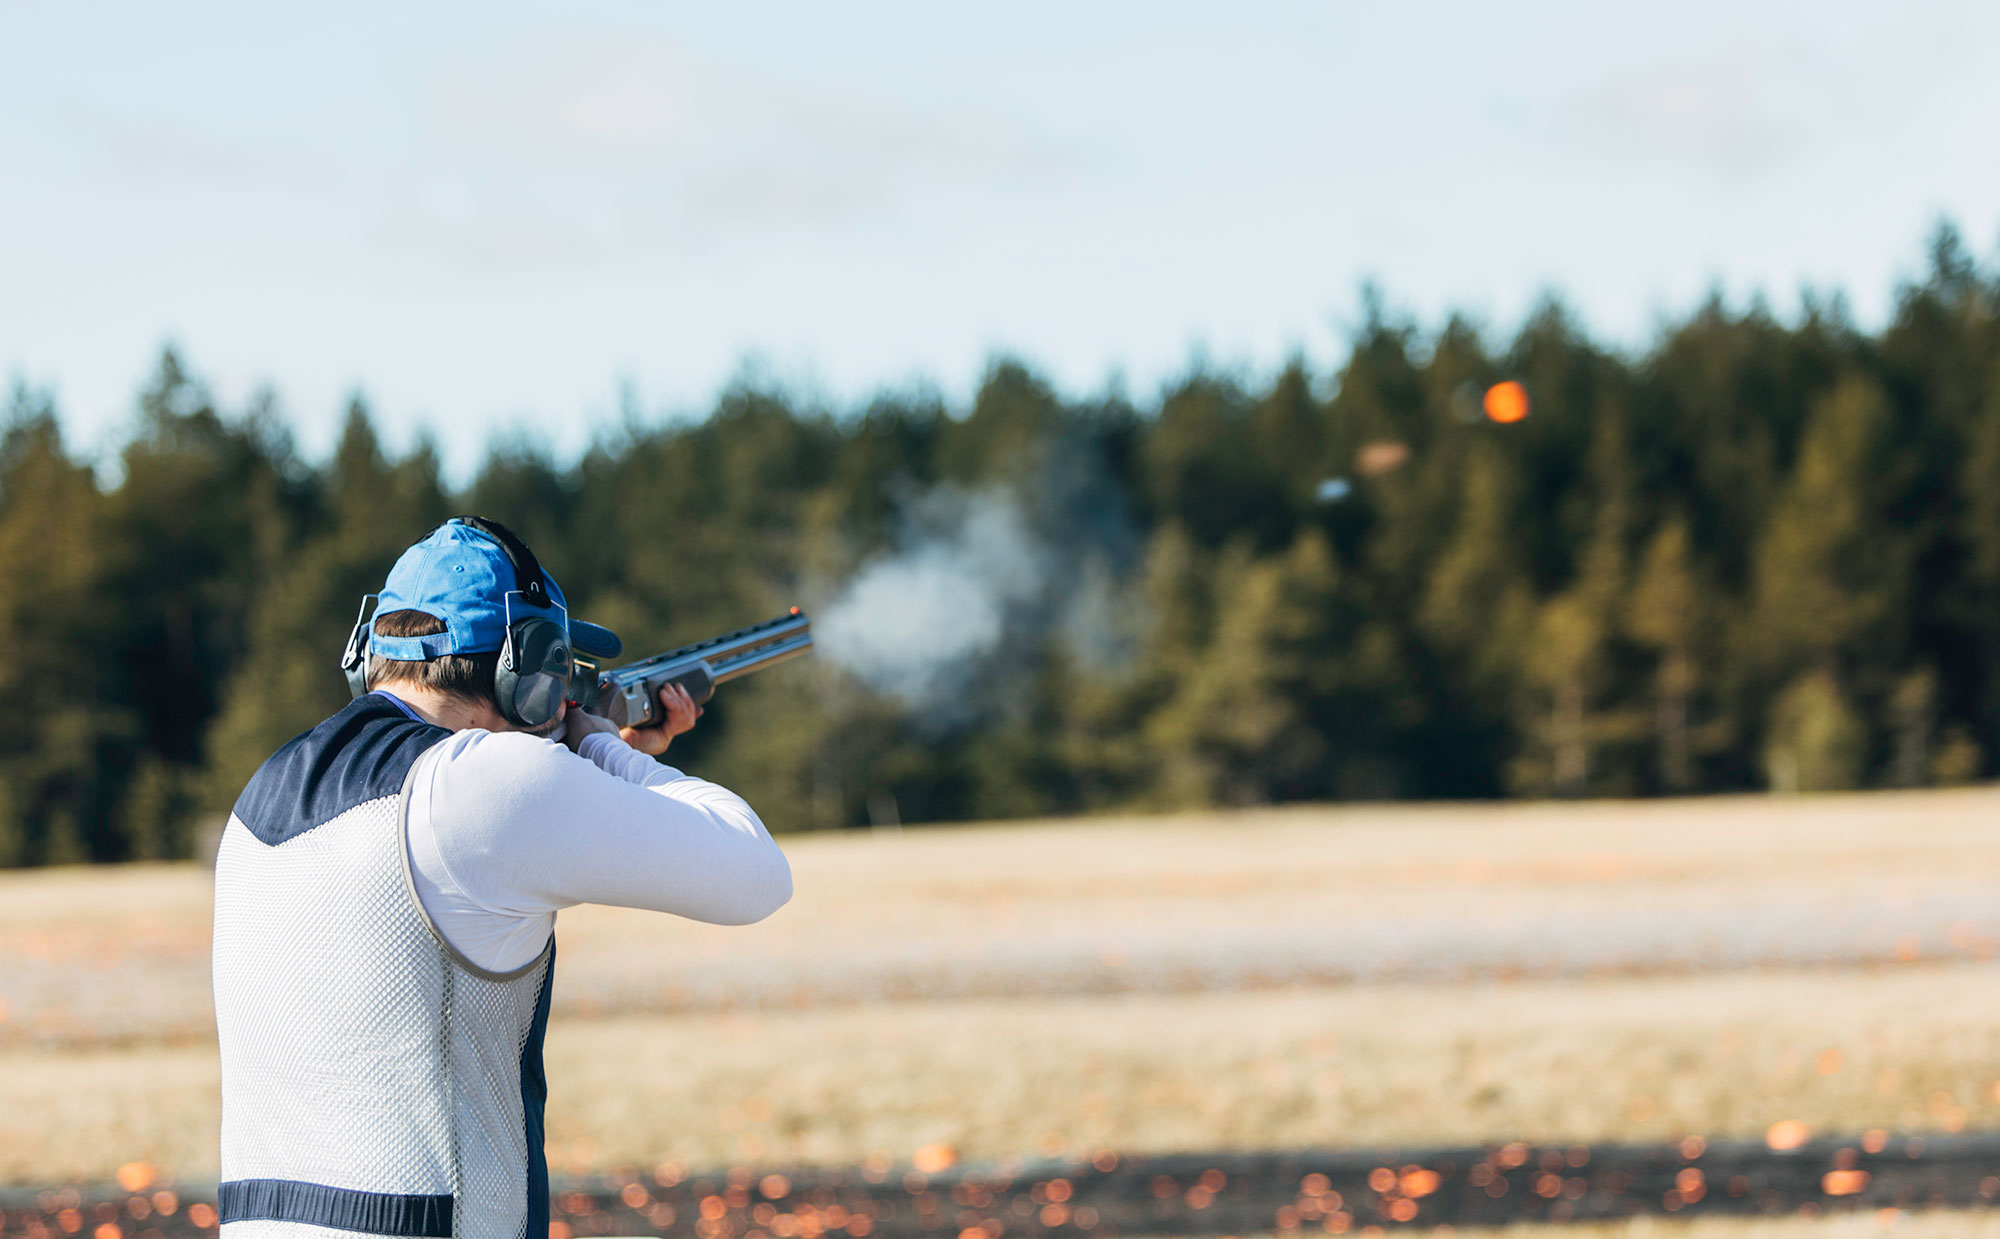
xmin=574 ymin=607 xmax=812 ymax=729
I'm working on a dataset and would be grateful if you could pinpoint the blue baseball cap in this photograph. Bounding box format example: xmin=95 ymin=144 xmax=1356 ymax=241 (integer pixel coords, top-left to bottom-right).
xmin=369 ymin=518 xmax=622 ymax=662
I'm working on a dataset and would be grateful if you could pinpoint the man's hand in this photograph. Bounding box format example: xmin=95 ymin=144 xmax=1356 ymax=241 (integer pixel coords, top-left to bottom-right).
xmin=619 ymin=683 xmax=703 ymax=756
xmin=558 ymin=705 xmax=621 ymax=754
xmin=559 ymin=684 xmax=702 ymax=757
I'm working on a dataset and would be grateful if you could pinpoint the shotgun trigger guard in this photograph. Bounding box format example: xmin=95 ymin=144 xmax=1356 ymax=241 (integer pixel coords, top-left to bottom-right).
xmin=621 ymin=680 xmax=652 ymax=727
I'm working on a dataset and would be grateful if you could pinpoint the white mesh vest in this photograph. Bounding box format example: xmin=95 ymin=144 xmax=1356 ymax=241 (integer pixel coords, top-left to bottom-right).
xmin=213 ymin=695 xmax=555 ymax=1239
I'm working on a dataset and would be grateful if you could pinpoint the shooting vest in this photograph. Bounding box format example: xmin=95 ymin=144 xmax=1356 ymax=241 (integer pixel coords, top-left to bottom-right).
xmin=213 ymin=694 xmax=555 ymax=1239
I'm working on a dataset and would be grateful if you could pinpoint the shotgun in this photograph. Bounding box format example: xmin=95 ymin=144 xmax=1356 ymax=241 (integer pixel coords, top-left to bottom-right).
xmin=573 ymin=607 xmax=813 ymax=729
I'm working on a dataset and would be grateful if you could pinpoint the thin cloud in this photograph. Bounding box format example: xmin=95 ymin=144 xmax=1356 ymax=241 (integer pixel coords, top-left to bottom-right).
xmin=61 ymin=106 xmax=354 ymax=205
xmin=1536 ymin=51 xmax=1833 ymax=180
xmin=372 ymin=30 xmax=1081 ymax=267
xmin=1503 ymin=8 xmax=1970 ymax=186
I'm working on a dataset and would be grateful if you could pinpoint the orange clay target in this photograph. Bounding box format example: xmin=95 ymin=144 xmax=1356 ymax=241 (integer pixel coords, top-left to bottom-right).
xmin=1484 ymin=380 xmax=1530 ymax=424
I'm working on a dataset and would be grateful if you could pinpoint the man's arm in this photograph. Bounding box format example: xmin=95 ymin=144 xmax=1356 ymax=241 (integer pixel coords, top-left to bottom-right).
xmin=414 ymin=723 xmax=792 ymax=931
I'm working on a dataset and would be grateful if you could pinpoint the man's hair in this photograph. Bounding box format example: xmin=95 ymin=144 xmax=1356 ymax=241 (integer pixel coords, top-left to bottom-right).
xmin=366 ymin=609 xmax=500 ymax=707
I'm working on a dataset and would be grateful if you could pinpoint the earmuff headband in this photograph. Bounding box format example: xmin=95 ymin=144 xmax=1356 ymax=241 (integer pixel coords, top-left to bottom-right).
xmin=444 ymin=515 xmax=552 ymax=611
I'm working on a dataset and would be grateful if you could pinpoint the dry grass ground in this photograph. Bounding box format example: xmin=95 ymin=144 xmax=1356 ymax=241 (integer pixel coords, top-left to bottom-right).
xmin=6 ymin=790 xmax=2000 ymax=1194
xmin=532 ymin=962 xmax=2000 ymax=1176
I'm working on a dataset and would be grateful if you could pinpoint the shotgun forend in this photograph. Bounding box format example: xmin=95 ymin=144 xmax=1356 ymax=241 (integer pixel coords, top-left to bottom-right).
xmin=573 ymin=607 xmax=813 ymax=729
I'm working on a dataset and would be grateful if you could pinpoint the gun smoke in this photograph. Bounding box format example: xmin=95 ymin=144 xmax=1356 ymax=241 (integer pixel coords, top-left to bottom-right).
xmin=815 ymin=480 xmax=1136 ymax=721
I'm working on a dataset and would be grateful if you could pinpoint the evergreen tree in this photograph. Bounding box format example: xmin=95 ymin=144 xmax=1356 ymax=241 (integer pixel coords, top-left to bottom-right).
xmin=97 ymin=350 xmax=304 ymax=857
xmin=1144 ymin=531 xmax=1345 ymax=805
xmin=0 ymin=387 xmax=124 ymax=863
xmin=1765 ymin=667 xmax=1867 ymax=793
xmin=1958 ymin=360 xmax=2000 ymax=753
xmin=1625 ymin=517 xmax=1713 ymax=792
xmin=1417 ymin=445 xmax=1534 ymax=705
xmin=1752 ymin=378 xmax=1909 ymax=674
xmin=1513 ymin=402 xmax=1637 ymax=796
xmin=1143 ymin=372 xmax=1294 ymax=551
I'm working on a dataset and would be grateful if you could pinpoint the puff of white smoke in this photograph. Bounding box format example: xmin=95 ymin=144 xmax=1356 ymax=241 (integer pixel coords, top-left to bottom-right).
xmin=814 ymin=489 xmax=1047 ymax=708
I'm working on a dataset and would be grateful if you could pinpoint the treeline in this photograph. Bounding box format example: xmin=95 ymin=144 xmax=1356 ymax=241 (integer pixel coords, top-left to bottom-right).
xmin=7 ymin=225 xmax=2000 ymax=863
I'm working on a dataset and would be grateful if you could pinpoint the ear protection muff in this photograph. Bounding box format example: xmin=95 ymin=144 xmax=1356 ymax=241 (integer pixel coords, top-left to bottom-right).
xmin=339 ymin=594 xmax=381 ymax=700
xmin=494 ymin=611 xmax=572 ymax=729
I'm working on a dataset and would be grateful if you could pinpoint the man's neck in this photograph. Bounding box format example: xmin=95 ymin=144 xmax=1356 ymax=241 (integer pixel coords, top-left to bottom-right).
xmin=374 ymin=685 xmax=508 ymax=733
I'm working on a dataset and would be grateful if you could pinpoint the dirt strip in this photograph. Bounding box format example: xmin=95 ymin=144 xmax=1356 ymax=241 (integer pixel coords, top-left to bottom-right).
xmin=7 ymin=1133 xmax=2000 ymax=1239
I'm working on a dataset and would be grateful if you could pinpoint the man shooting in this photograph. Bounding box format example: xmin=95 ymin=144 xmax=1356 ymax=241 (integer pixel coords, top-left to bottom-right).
xmin=211 ymin=516 xmax=793 ymax=1239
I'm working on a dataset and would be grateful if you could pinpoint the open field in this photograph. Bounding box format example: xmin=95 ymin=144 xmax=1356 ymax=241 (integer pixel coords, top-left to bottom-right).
xmin=5 ymin=789 xmax=2000 ymax=1193
xmin=13 ymin=962 xmax=2000 ymax=1185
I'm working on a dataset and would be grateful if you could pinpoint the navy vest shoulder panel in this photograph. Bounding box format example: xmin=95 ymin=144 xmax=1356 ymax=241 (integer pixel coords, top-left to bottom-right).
xmin=232 ymin=695 xmax=451 ymax=845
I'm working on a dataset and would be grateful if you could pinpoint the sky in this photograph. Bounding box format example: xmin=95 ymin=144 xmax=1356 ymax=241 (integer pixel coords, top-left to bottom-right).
xmin=4 ymin=1 xmax=1999 ymax=481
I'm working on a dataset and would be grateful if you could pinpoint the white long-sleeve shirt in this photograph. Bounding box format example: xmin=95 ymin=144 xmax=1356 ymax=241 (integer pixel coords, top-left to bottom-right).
xmin=378 ymin=690 xmax=792 ymax=973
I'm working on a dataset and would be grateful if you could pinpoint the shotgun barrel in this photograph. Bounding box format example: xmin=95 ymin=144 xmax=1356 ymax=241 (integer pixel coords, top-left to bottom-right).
xmin=576 ymin=607 xmax=812 ymax=729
